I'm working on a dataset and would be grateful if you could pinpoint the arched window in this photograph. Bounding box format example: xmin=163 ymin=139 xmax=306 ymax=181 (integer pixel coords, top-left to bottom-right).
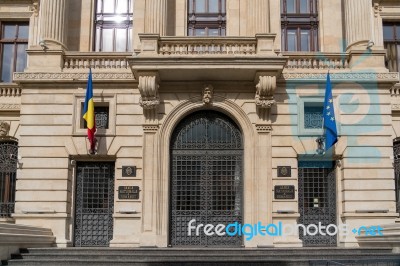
xmin=0 ymin=141 xmax=18 ymax=218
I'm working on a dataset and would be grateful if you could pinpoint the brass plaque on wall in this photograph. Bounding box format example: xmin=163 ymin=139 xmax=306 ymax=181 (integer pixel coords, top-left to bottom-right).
xmin=122 ymin=166 xmax=136 ymax=177
xmin=118 ymin=186 xmax=140 ymax=200
xmin=274 ymin=185 xmax=295 ymax=199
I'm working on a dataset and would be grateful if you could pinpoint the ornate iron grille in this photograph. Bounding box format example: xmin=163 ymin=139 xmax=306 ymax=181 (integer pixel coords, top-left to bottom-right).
xmin=74 ymin=162 xmax=114 ymax=247
xmin=298 ymin=161 xmax=337 ymax=247
xmin=170 ymin=111 xmax=243 ymax=246
xmin=394 ymin=139 xmax=400 ymax=213
xmin=304 ymin=105 xmax=323 ymax=129
xmin=0 ymin=141 xmax=17 ymax=218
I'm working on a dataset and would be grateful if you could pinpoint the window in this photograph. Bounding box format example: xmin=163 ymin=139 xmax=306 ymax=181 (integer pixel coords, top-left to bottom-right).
xmin=0 ymin=141 xmax=18 ymax=218
xmin=81 ymin=104 xmax=109 ymax=129
xmin=383 ymin=22 xmax=400 ymax=73
xmin=281 ymin=0 xmax=319 ymax=51
xmin=187 ymin=0 xmax=226 ymax=36
xmin=304 ymin=102 xmax=323 ymax=129
xmin=0 ymin=22 xmax=28 ymax=83
xmin=95 ymin=0 xmax=133 ymax=52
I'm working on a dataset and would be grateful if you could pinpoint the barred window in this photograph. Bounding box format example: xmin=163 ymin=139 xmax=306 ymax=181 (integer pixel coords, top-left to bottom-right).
xmin=383 ymin=22 xmax=400 ymax=73
xmin=187 ymin=0 xmax=226 ymax=36
xmin=0 ymin=22 xmax=28 ymax=82
xmin=81 ymin=104 xmax=109 ymax=129
xmin=281 ymin=0 xmax=319 ymax=51
xmin=0 ymin=141 xmax=18 ymax=218
xmin=304 ymin=103 xmax=323 ymax=129
xmin=95 ymin=0 xmax=133 ymax=52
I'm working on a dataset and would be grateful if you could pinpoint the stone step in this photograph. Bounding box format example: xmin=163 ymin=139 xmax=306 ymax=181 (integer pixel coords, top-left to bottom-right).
xmin=6 ymin=248 xmax=400 ymax=266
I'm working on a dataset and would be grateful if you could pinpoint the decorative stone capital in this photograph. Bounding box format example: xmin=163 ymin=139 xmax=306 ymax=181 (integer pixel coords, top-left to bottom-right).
xmin=255 ymin=75 xmax=276 ymax=109
xmin=0 ymin=121 xmax=10 ymax=136
xmin=138 ymin=74 xmax=160 ymax=110
xmin=255 ymin=124 xmax=272 ymax=133
xmin=373 ymin=3 xmax=382 ymax=18
xmin=202 ymin=84 xmax=214 ymax=105
xmin=30 ymin=0 xmax=40 ymax=16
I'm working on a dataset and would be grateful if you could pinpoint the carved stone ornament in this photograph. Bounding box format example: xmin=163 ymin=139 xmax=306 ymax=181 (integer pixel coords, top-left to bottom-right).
xmin=202 ymin=84 xmax=214 ymax=105
xmin=30 ymin=0 xmax=40 ymax=16
xmin=255 ymin=75 xmax=276 ymax=109
xmin=0 ymin=121 xmax=10 ymax=136
xmin=138 ymin=75 xmax=160 ymax=110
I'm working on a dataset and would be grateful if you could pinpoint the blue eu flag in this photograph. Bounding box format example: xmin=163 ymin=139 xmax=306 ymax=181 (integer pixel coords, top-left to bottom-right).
xmin=323 ymin=73 xmax=338 ymax=151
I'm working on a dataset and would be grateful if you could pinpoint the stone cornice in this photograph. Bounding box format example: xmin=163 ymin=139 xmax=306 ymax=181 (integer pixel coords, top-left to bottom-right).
xmin=281 ymin=72 xmax=399 ymax=82
xmin=13 ymin=72 xmax=135 ymax=83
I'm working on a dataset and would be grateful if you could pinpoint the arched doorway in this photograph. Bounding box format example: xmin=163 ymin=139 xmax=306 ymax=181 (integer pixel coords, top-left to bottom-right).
xmin=169 ymin=110 xmax=243 ymax=246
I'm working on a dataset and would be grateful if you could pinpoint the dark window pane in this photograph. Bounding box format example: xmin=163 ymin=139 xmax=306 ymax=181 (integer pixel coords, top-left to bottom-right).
xmin=196 ymin=0 xmax=206 ymax=12
xmin=301 ymin=29 xmax=310 ymax=51
xmin=16 ymin=44 xmax=27 ymax=72
xmin=396 ymin=25 xmax=400 ymax=40
xmin=286 ymin=0 xmax=295 ymax=13
xmin=195 ymin=28 xmax=206 ymax=36
xmin=287 ymin=29 xmax=297 ymax=51
xmin=3 ymin=25 xmax=16 ymax=39
xmin=17 ymin=25 xmax=29 ymax=39
xmin=209 ymin=0 xmax=218 ymax=12
xmin=304 ymin=105 xmax=323 ymax=129
xmin=300 ymin=0 xmax=309 ymax=13
xmin=1 ymin=44 xmax=13 ymax=82
xmin=209 ymin=28 xmax=219 ymax=36
xmin=383 ymin=25 xmax=394 ymax=40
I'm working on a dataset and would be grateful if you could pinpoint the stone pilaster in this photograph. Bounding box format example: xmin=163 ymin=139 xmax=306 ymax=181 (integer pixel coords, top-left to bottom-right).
xmin=39 ymin=0 xmax=69 ymax=49
xmin=344 ymin=0 xmax=372 ymax=50
xmin=247 ymin=0 xmax=269 ymax=36
xmin=145 ymin=0 xmax=168 ymax=35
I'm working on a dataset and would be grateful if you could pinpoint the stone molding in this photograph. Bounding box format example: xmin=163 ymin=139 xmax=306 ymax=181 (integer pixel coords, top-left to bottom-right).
xmin=13 ymin=72 xmax=135 ymax=81
xmin=255 ymin=75 xmax=276 ymax=109
xmin=281 ymin=72 xmax=399 ymax=81
xmin=143 ymin=125 xmax=159 ymax=132
xmin=0 ymin=104 xmax=20 ymax=110
xmin=138 ymin=74 xmax=160 ymax=110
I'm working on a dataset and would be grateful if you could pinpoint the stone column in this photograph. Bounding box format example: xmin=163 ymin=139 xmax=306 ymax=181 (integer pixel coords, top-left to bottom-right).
xmin=344 ymin=0 xmax=372 ymax=50
xmin=145 ymin=0 xmax=167 ymax=35
xmin=39 ymin=0 xmax=69 ymax=49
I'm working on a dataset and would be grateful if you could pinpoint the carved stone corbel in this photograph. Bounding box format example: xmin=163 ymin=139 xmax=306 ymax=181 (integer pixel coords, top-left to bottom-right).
xmin=255 ymin=75 xmax=276 ymax=108
xmin=30 ymin=0 xmax=40 ymax=17
xmin=138 ymin=74 xmax=160 ymax=110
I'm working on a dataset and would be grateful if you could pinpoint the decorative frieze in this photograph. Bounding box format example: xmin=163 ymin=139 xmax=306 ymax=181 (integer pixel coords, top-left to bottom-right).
xmin=143 ymin=125 xmax=159 ymax=132
xmin=13 ymin=72 xmax=135 ymax=81
xmin=255 ymin=75 xmax=276 ymax=109
xmin=281 ymin=72 xmax=399 ymax=81
xmin=0 ymin=104 xmax=20 ymax=110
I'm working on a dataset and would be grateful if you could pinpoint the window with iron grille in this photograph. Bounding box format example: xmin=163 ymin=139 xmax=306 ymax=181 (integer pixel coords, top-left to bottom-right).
xmin=304 ymin=102 xmax=323 ymax=129
xmin=81 ymin=104 xmax=109 ymax=129
xmin=0 ymin=141 xmax=18 ymax=218
xmin=187 ymin=0 xmax=226 ymax=36
xmin=95 ymin=0 xmax=133 ymax=52
xmin=281 ymin=0 xmax=319 ymax=51
xmin=383 ymin=22 xmax=400 ymax=73
xmin=0 ymin=22 xmax=28 ymax=83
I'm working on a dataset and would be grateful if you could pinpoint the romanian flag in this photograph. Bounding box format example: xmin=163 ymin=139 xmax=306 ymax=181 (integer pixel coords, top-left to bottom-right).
xmin=83 ymin=69 xmax=96 ymax=151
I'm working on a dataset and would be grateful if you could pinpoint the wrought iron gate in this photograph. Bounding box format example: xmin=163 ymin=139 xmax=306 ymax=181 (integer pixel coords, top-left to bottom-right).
xmin=74 ymin=162 xmax=114 ymax=247
xmin=394 ymin=138 xmax=400 ymax=213
xmin=0 ymin=141 xmax=17 ymax=217
xmin=298 ymin=161 xmax=337 ymax=247
xmin=170 ymin=111 xmax=243 ymax=246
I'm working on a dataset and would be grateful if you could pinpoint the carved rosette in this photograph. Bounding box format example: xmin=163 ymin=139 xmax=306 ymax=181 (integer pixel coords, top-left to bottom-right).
xmin=255 ymin=75 xmax=276 ymax=109
xmin=138 ymin=75 xmax=160 ymax=110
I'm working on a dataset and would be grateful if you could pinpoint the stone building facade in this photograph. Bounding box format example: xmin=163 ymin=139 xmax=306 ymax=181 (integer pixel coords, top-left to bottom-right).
xmin=0 ymin=0 xmax=400 ymax=249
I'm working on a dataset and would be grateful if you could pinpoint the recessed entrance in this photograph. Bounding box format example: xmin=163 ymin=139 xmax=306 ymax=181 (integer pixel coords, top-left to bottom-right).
xmin=169 ymin=110 xmax=243 ymax=246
